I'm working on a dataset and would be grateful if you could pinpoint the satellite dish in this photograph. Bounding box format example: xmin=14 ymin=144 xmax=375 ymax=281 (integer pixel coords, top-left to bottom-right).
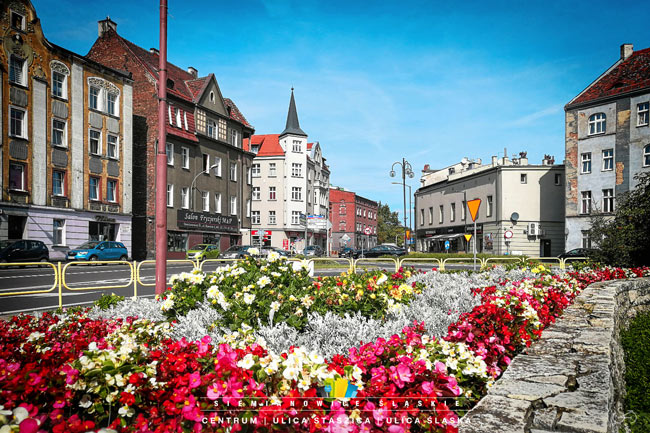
xmin=510 ymin=212 xmax=520 ymax=222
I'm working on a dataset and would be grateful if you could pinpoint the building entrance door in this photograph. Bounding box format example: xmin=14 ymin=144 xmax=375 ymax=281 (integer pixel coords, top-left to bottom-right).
xmin=8 ymin=215 xmax=26 ymax=239
xmin=541 ymin=239 xmax=551 ymax=257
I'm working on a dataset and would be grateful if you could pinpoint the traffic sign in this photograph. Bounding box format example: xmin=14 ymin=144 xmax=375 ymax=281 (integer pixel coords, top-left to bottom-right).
xmin=444 ymin=240 xmax=450 ymax=250
xmin=504 ymin=230 xmax=513 ymax=239
xmin=341 ymin=234 xmax=351 ymax=241
xmin=464 ymin=234 xmax=472 ymax=242
xmin=467 ymin=199 xmax=481 ymax=222
xmin=364 ymin=227 xmax=372 ymax=235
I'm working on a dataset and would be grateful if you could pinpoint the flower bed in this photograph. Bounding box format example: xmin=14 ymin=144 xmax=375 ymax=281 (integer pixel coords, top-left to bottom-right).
xmin=1 ymin=257 xmax=648 ymax=433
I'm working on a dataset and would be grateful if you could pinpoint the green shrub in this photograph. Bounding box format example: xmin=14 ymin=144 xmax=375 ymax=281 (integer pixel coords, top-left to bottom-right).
xmin=94 ymin=293 xmax=125 ymax=310
xmin=621 ymin=311 xmax=650 ymax=432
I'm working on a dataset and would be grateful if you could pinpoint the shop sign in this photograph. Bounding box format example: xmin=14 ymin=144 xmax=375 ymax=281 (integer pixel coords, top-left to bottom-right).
xmin=177 ymin=210 xmax=238 ymax=233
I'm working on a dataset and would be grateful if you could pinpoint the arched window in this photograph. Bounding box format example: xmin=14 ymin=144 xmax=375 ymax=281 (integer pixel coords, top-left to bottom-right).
xmin=51 ymin=61 xmax=70 ymax=99
xmin=644 ymin=144 xmax=650 ymax=167
xmin=588 ymin=112 xmax=606 ymax=135
xmin=87 ymin=77 xmax=120 ymax=116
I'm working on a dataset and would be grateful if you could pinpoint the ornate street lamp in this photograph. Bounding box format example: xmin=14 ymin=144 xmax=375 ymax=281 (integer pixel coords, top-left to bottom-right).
xmin=390 ymin=158 xmax=414 ymax=248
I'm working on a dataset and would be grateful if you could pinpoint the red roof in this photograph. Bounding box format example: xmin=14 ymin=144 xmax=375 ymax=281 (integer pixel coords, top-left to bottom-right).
xmin=569 ymin=47 xmax=650 ymax=107
xmin=109 ymin=31 xmax=252 ymax=128
xmin=243 ymin=134 xmax=284 ymax=156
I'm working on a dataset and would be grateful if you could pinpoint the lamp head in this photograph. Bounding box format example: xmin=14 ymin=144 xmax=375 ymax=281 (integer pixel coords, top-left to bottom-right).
xmin=390 ymin=170 xmax=396 ymax=177
xmin=408 ymin=171 xmax=414 ymax=179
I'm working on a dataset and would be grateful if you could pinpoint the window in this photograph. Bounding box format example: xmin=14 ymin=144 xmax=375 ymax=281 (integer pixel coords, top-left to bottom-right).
xmin=209 ymin=91 xmax=215 ymax=103
xmin=9 ymin=55 xmax=25 ymax=86
xmin=461 ymin=200 xmax=466 ymax=220
xmin=218 ymin=119 xmax=227 ymax=141
xmin=340 ymin=202 xmax=346 ymax=214
xmin=252 ymin=211 xmax=260 ymax=225
xmin=252 ymin=187 xmax=261 ymax=200
xmin=247 ymin=167 xmax=252 ymax=185
xmin=582 ymin=231 xmax=592 ymax=249
xmin=292 ymin=140 xmax=301 ymax=152
xmin=602 ymin=149 xmax=613 ymax=171
xmin=251 ymin=145 xmax=259 ymax=154
xmin=425 ymin=207 xmax=430 ymax=225
xmin=9 ymin=163 xmax=25 ymax=191
xmin=175 ymin=109 xmax=182 ymax=128
xmin=89 ymin=177 xmax=99 ymax=201
xmin=52 ymin=72 xmax=66 ymax=98
xmin=181 ymin=187 xmax=189 ymax=209
xmin=230 ymin=196 xmax=237 ymax=215
xmin=107 ymin=179 xmax=117 ymax=202
xmin=637 ymin=102 xmax=649 ymax=126
xmin=11 ymin=11 xmax=25 ymax=30
xmin=439 ymin=205 xmax=444 ymax=223
xmin=230 ymin=162 xmax=237 ymax=181
xmin=555 ymin=173 xmax=562 ymax=185
xmin=581 ymin=191 xmax=592 ymax=214
xmin=183 ymin=112 xmax=188 ymax=130
xmin=291 ymin=211 xmax=300 ymax=225
xmin=520 ymin=173 xmax=527 ymax=184
xmin=202 ymin=191 xmax=209 ymax=212
xmin=214 ymin=193 xmax=221 ymax=213
xmin=291 ymin=163 xmax=302 ymax=177
xmin=107 ymin=92 xmax=117 ymax=116
xmin=89 ymin=130 xmax=101 ymax=155
xmin=230 ymin=129 xmax=240 ymax=147
xmin=487 ymin=195 xmax=493 ymax=217
xmin=167 ymin=231 xmax=188 ymax=253
xmin=581 ymin=153 xmax=592 ymax=174
xmin=107 ymin=135 xmax=118 ymax=159
xmin=166 ymin=143 xmax=174 ymax=166
xmin=207 ymin=119 xmax=217 ymax=139
xmin=269 ymin=163 xmax=277 ymax=177
xmin=52 ymin=119 xmax=66 ymax=147
xmin=291 ymin=187 xmax=302 ymax=201
xmin=246 ymin=200 xmax=251 ymax=218
xmin=269 ymin=210 xmax=276 ymax=225
xmin=603 ymin=189 xmax=614 ymax=213
xmin=167 ymin=184 xmax=174 ymax=207
xmin=53 ymin=219 xmax=65 ymax=246
xmin=645 ymin=144 xmax=650 ymax=167
xmin=168 ymin=106 xmax=173 ymax=124
xmin=89 ymin=86 xmax=100 ymax=110
xmin=10 ymin=107 xmax=27 ymax=138
xmin=588 ymin=113 xmax=606 ymax=135
xmin=202 ymin=154 xmax=210 ymax=173
xmin=53 ymin=171 xmax=65 ymax=196
xmin=181 ymin=147 xmax=189 ymax=169
xmin=213 ymin=157 xmax=222 ymax=176
xmin=252 ymin=163 xmax=261 ymax=177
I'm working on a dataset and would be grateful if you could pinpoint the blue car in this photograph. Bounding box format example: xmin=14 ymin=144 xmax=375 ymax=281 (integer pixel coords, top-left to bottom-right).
xmin=67 ymin=241 xmax=129 ymax=261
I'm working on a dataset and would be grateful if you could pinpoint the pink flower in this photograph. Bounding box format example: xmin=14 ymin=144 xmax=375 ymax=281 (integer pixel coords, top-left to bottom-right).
xmin=206 ymin=382 xmax=226 ymax=400
xmin=188 ymin=372 xmax=201 ymax=389
xmin=388 ymin=426 xmax=405 ymax=433
xmin=18 ymin=419 xmax=39 ymax=433
xmin=388 ymin=364 xmax=413 ymax=388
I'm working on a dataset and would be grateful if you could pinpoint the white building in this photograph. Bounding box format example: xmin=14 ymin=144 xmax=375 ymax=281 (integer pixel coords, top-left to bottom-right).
xmin=415 ymin=153 xmax=565 ymax=257
xmin=244 ymin=90 xmax=330 ymax=252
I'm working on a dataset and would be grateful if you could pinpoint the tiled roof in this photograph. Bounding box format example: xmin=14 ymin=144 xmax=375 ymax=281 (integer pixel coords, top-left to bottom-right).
xmin=166 ymin=108 xmax=198 ymax=142
xmin=569 ymin=47 xmax=650 ymax=107
xmin=113 ymin=32 xmax=251 ymax=127
xmin=243 ymin=134 xmax=284 ymax=156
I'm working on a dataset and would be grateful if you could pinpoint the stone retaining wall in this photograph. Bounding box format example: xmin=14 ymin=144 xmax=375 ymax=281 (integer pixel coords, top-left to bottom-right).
xmin=459 ymin=277 xmax=650 ymax=433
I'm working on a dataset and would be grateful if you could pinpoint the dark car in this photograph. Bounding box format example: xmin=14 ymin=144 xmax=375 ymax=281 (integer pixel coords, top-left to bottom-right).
xmin=356 ymin=244 xmax=406 ymax=258
xmin=218 ymin=245 xmax=256 ymax=259
xmin=339 ymin=247 xmax=357 ymax=258
xmin=558 ymin=248 xmax=596 ymax=260
xmin=303 ymin=245 xmax=324 ymax=257
xmin=0 ymin=240 xmax=49 ymax=263
xmin=67 ymin=241 xmax=129 ymax=261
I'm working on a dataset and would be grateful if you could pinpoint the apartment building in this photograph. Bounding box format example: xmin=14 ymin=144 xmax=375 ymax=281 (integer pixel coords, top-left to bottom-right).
xmin=0 ymin=0 xmax=133 ymax=260
xmin=329 ymin=188 xmax=378 ymax=250
xmin=415 ymin=154 xmax=565 ymax=256
xmin=564 ymin=44 xmax=650 ymax=250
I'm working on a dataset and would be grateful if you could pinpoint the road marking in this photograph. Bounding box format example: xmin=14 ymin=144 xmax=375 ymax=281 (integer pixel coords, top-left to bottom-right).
xmin=0 ymin=294 xmax=157 ymax=316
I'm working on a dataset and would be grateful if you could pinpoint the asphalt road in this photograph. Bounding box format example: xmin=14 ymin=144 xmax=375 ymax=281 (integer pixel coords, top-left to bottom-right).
xmin=0 ymin=259 xmax=461 ymax=316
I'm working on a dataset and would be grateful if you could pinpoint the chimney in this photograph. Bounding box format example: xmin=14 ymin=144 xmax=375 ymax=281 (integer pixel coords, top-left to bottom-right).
xmin=621 ymin=43 xmax=633 ymax=60
xmin=98 ymin=16 xmax=117 ymax=38
xmin=149 ymin=48 xmax=159 ymax=55
xmin=187 ymin=67 xmax=198 ymax=78
xmin=492 ymin=156 xmax=498 ymax=166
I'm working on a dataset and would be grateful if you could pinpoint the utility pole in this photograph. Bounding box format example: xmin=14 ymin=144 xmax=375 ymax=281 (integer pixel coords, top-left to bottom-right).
xmin=155 ymin=0 xmax=168 ymax=295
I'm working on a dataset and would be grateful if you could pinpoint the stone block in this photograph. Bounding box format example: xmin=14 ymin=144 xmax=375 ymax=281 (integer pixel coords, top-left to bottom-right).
xmin=556 ymin=410 xmax=608 ymax=433
xmin=89 ymin=157 xmax=103 ymax=174
xmin=107 ymin=117 xmax=120 ymax=133
xmin=52 ymin=100 xmax=68 ymax=118
xmin=107 ymin=160 xmax=120 ymax=177
xmin=89 ymin=112 xmax=103 ymax=129
xmin=9 ymin=87 xmax=27 ymax=106
xmin=52 ymin=149 xmax=68 ymax=167
xmin=458 ymin=395 xmax=531 ymax=433
xmin=489 ymin=379 xmax=565 ymax=401
xmin=531 ymin=407 xmax=558 ymax=429
xmin=9 ymin=140 xmax=28 ymax=160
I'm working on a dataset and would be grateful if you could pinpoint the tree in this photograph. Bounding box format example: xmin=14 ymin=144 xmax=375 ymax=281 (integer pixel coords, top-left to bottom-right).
xmin=377 ymin=202 xmax=405 ymax=246
xmin=589 ymin=172 xmax=650 ymax=266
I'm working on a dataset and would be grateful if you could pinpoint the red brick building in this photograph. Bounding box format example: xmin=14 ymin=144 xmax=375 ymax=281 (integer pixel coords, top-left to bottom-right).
xmin=86 ymin=18 xmax=255 ymax=259
xmin=329 ymin=187 xmax=378 ymax=251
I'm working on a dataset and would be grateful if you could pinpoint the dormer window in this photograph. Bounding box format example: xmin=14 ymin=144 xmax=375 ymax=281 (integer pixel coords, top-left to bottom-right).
xmin=588 ymin=113 xmax=606 ymax=135
xmin=251 ymin=145 xmax=259 ymax=154
xmin=11 ymin=11 xmax=25 ymax=31
xmin=167 ymin=79 xmax=174 ymax=89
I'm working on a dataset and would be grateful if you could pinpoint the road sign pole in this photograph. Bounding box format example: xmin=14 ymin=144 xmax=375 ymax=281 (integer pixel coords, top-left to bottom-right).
xmin=473 ymin=219 xmax=477 ymax=271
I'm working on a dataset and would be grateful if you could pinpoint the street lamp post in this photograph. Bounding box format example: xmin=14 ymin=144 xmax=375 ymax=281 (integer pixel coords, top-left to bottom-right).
xmin=390 ymin=158 xmax=414 ymax=249
xmin=191 ymin=164 xmax=218 ymax=211
xmin=392 ymin=182 xmax=412 ymax=249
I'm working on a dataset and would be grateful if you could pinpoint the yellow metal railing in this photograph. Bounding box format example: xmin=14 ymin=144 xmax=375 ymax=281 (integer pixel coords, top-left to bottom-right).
xmin=61 ymin=260 xmax=134 ymax=292
xmin=310 ymin=257 xmax=353 ymax=274
xmin=482 ymin=257 xmax=525 ymax=270
xmin=0 ymin=261 xmax=61 ymax=305
xmin=399 ymin=257 xmax=442 ymax=270
xmin=353 ymin=257 xmax=399 ymax=273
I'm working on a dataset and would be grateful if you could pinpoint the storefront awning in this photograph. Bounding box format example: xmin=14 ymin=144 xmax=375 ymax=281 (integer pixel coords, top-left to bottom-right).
xmin=429 ymin=233 xmax=465 ymax=241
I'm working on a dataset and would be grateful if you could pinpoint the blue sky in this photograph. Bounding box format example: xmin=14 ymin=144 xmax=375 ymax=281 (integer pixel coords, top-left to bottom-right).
xmin=33 ymin=0 xmax=650 ymax=219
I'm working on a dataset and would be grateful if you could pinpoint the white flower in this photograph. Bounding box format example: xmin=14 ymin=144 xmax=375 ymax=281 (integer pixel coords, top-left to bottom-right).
xmin=248 ymin=248 xmax=259 ymax=256
xmin=207 ymin=285 xmax=221 ymax=299
xmin=257 ymin=276 xmax=271 ymax=288
xmin=118 ymin=405 xmax=134 ymax=417
xmin=270 ymin=301 xmax=281 ymax=313
xmin=376 ymin=274 xmax=388 ymax=286
xmin=237 ymin=354 xmax=255 ymax=370
xmin=12 ymin=406 xmax=29 ymax=423
xmin=243 ymin=293 xmax=256 ymax=305
xmin=267 ymin=251 xmax=280 ymax=262
xmin=79 ymin=394 xmax=92 ymax=409
xmin=282 ymin=366 xmax=299 ymax=381
xmin=160 ymin=298 xmax=174 ymax=311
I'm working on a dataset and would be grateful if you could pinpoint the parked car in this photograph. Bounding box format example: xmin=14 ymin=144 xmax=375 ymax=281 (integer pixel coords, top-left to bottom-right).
xmin=338 ymin=247 xmax=357 ymax=258
xmin=261 ymin=246 xmax=291 ymax=257
xmin=558 ymin=248 xmax=596 ymax=259
xmin=186 ymin=244 xmax=219 ymax=261
xmin=0 ymin=240 xmax=49 ymax=263
xmin=218 ymin=245 xmax=256 ymax=259
xmin=67 ymin=241 xmax=128 ymax=261
xmin=303 ymin=245 xmax=324 ymax=257
xmin=356 ymin=244 xmax=406 ymax=258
